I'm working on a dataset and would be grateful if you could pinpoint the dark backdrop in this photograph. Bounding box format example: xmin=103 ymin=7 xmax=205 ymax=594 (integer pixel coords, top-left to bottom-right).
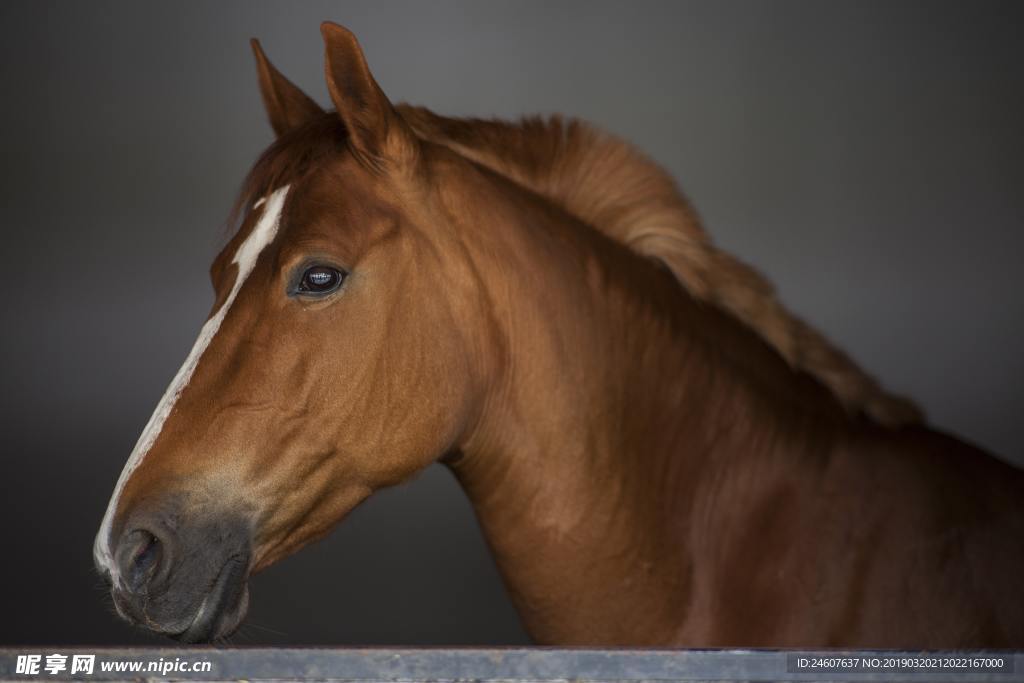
xmin=1 ymin=1 xmax=1021 ymax=645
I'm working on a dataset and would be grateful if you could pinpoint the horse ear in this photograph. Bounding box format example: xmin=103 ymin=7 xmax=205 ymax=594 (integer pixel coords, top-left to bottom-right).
xmin=320 ymin=22 xmax=416 ymax=168
xmin=251 ymin=38 xmax=324 ymax=137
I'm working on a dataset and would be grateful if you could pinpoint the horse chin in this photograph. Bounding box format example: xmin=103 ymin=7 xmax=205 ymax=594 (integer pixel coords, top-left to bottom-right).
xmin=172 ymin=556 xmax=250 ymax=643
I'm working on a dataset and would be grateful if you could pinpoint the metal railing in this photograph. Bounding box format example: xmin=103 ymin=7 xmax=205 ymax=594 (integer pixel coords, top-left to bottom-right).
xmin=1 ymin=647 xmax=1021 ymax=682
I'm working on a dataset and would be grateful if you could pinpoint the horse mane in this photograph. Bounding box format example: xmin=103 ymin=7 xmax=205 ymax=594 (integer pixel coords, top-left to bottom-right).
xmin=231 ymin=107 xmax=921 ymax=427
xmin=399 ymin=106 xmax=922 ymax=427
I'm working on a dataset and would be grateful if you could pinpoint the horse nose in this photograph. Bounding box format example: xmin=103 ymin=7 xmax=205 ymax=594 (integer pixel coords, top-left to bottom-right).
xmin=115 ymin=527 xmax=170 ymax=594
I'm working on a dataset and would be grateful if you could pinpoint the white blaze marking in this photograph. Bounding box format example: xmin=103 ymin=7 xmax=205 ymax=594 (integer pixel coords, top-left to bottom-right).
xmin=94 ymin=186 xmax=289 ymax=582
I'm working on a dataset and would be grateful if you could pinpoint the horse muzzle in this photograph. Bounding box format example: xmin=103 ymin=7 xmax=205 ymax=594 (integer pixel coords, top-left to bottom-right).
xmin=98 ymin=503 xmax=252 ymax=643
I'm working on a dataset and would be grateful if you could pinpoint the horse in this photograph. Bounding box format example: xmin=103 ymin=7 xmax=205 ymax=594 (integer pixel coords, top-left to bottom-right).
xmin=94 ymin=22 xmax=1024 ymax=646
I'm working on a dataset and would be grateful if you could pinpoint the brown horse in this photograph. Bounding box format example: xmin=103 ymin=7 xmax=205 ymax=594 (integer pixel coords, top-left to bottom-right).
xmin=94 ymin=23 xmax=1024 ymax=646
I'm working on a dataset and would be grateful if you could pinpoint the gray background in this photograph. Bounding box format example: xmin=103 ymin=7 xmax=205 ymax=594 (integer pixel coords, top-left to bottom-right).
xmin=1 ymin=0 xmax=1021 ymax=645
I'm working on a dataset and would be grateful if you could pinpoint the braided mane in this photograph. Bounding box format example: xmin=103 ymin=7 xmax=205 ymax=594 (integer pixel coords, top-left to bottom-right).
xmin=401 ymin=106 xmax=921 ymax=427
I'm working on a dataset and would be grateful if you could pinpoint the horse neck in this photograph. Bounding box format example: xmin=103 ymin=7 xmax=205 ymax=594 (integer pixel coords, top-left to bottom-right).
xmin=444 ymin=162 xmax=852 ymax=644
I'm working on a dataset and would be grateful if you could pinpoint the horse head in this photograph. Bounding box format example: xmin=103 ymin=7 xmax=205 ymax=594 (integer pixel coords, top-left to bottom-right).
xmin=94 ymin=23 xmax=495 ymax=641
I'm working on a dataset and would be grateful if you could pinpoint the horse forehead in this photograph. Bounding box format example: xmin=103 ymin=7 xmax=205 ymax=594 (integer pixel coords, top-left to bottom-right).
xmin=280 ymin=177 xmax=407 ymax=247
xmin=220 ymin=180 xmax=310 ymax=271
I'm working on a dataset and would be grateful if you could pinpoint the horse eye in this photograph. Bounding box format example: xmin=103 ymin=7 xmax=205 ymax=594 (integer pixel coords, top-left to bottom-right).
xmin=298 ymin=266 xmax=345 ymax=294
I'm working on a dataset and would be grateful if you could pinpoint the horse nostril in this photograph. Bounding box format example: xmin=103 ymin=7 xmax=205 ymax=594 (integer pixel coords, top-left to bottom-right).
xmin=119 ymin=529 xmax=164 ymax=594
